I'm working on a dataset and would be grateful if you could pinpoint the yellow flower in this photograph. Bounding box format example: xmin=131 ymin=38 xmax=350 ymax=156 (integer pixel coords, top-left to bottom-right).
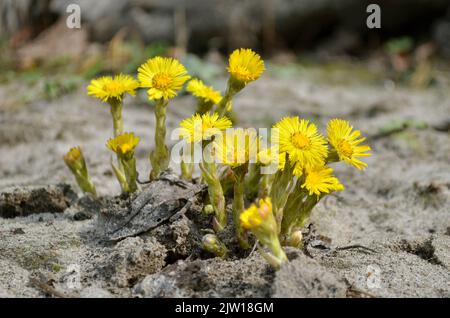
xmin=107 ymin=132 xmax=140 ymax=157
xmin=274 ymin=117 xmax=328 ymax=169
xmin=87 ymin=74 xmax=139 ymax=103
xmin=64 ymin=147 xmax=82 ymax=165
xmin=179 ymin=113 xmax=232 ymax=143
xmin=301 ymin=166 xmax=344 ymax=197
xmin=187 ymin=78 xmax=222 ymax=105
xmin=228 ymin=48 xmax=265 ymax=83
xmin=327 ymin=119 xmax=371 ymax=170
xmin=138 ymin=56 xmax=190 ymax=100
xmin=214 ymin=128 xmax=260 ymax=168
xmin=63 ymin=146 xmax=85 ymax=172
xmin=240 ymin=197 xmax=272 ymax=230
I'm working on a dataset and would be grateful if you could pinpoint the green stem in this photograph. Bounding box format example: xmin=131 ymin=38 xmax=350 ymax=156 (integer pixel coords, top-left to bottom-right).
xmin=232 ymin=166 xmax=249 ymax=248
xmin=111 ymin=160 xmax=129 ymax=193
xmin=196 ymin=100 xmax=214 ymax=115
xmin=258 ymin=173 xmax=274 ymax=199
xmin=200 ymin=160 xmax=227 ymax=231
xmin=245 ymin=163 xmax=261 ymax=200
xmin=73 ymin=170 xmax=97 ymax=197
xmin=280 ymin=179 xmax=306 ymax=237
xmin=121 ymin=156 xmax=138 ymax=193
xmin=180 ymin=143 xmax=195 ymax=181
xmin=150 ymin=100 xmax=169 ymax=179
xmin=109 ymin=99 xmax=124 ymax=138
xmin=257 ymin=239 xmax=288 ymax=269
xmin=269 ymin=163 xmax=295 ymax=233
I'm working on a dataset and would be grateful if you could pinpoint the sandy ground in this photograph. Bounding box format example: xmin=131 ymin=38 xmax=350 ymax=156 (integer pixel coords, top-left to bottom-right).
xmin=0 ymin=67 xmax=449 ymax=297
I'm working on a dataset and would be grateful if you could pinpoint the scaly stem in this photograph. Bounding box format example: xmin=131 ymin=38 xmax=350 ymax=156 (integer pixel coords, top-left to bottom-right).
xmin=245 ymin=163 xmax=261 ymax=200
xmin=280 ymin=179 xmax=306 ymax=245
xmin=270 ymin=163 xmax=295 ymax=233
xmin=111 ymin=160 xmax=128 ymax=193
xmin=109 ymin=99 xmax=124 ymax=138
xmin=196 ymin=100 xmax=214 ymax=115
xmin=217 ymin=84 xmax=234 ymax=117
xmin=258 ymin=173 xmax=274 ymax=199
xmin=122 ymin=156 xmax=138 ymax=193
xmin=70 ymin=165 xmax=97 ymax=197
xmin=257 ymin=236 xmax=288 ymax=269
xmin=180 ymin=142 xmax=195 ymax=181
xmin=217 ymin=77 xmax=244 ymax=117
xmin=200 ymin=159 xmax=227 ymax=231
xmin=150 ymin=100 xmax=169 ymax=179
xmin=232 ymin=165 xmax=249 ymax=249
xmin=109 ymin=99 xmax=125 ymax=174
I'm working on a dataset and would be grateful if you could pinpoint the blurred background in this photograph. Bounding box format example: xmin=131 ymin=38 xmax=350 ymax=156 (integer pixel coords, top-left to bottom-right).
xmin=1 ymin=0 xmax=450 ymax=83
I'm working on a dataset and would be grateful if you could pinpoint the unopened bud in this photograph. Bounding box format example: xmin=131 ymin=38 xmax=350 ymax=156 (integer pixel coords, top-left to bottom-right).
xmin=63 ymin=146 xmax=96 ymax=196
xmin=203 ymin=204 xmax=215 ymax=215
xmin=202 ymin=234 xmax=228 ymax=258
xmin=286 ymin=230 xmax=303 ymax=248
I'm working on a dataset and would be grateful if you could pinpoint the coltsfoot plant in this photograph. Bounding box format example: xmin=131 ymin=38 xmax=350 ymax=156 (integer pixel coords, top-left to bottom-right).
xmin=86 ymin=74 xmax=140 ymax=193
xmin=106 ymin=132 xmax=140 ymax=193
xmin=138 ymin=56 xmax=191 ymax=180
xmin=63 ymin=146 xmax=96 ymax=197
xmin=64 ymin=48 xmax=371 ymax=269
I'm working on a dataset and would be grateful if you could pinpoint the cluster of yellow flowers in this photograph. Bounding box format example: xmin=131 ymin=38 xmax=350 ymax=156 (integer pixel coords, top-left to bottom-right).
xmin=64 ymin=48 xmax=371 ymax=269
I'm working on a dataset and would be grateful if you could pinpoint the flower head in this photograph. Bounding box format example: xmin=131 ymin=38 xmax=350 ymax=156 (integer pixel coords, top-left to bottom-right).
xmin=63 ymin=146 xmax=97 ymax=196
xmin=327 ymin=119 xmax=371 ymax=170
xmin=274 ymin=117 xmax=328 ymax=169
xmin=107 ymin=132 xmax=140 ymax=157
xmin=301 ymin=166 xmax=344 ymax=197
xmin=179 ymin=113 xmax=232 ymax=143
xmin=240 ymin=197 xmax=272 ymax=230
xmin=64 ymin=146 xmax=85 ymax=171
xmin=87 ymin=74 xmax=139 ymax=103
xmin=228 ymin=48 xmax=265 ymax=84
xmin=138 ymin=56 xmax=190 ymax=100
xmin=187 ymin=78 xmax=222 ymax=105
xmin=64 ymin=146 xmax=82 ymax=164
xmin=214 ymin=128 xmax=260 ymax=168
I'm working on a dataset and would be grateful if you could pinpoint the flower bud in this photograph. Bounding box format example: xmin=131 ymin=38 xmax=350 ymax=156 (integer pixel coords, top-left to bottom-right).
xmin=202 ymin=234 xmax=228 ymax=258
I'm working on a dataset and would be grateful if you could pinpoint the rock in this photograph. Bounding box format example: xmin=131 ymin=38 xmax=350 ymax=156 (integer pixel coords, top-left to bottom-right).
xmin=51 ymin=0 xmax=127 ymax=23
xmin=273 ymin=253 xmax=347 ymax=298
xmin=312 ymin=239 xmax=450 ymax=298
xmin=133 ymin=254 xmax=275 ymax=298
xmin=103 ymin=237 xmax=167 ymax=288
xmin=433 ymin=18 xmax=450 ymax=58
xmin=0 ymin=287 xmax=12 ymax=298
xmin=98 ymin=172 xmax=205 ymax=241
xmin=128 ymin=7 xmax=174 ymax=43
xmin=16 ymin=19 xmax=88 ymax=68
xmin=432 ymin=235 xmax=450 ymax=270
xmin=79 ymin=285 xmax=114 ymax=298
xmin=0 ymin=184 xmax=77 ymax=218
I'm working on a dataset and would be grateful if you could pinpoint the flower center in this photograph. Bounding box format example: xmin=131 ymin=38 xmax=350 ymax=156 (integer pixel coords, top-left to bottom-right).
xmin=152 ymin=73 xmax=173 ymax=90
xmin=291 ymin=133 xmax=311 ymax=149
xmin=104 ymin=82 xmax=123 ymax=95
xmin=202 ymin=123 xmax=212 ymax=133
xmin=306 ymin=171 xmax=321 ymax=185
xmin=120 ymin=144 xmax=132 ymax=153
xmin=339 ymin=140 xmax=353 ymax=157
xmin=232 ymin=66 xmax=252 ymax=81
